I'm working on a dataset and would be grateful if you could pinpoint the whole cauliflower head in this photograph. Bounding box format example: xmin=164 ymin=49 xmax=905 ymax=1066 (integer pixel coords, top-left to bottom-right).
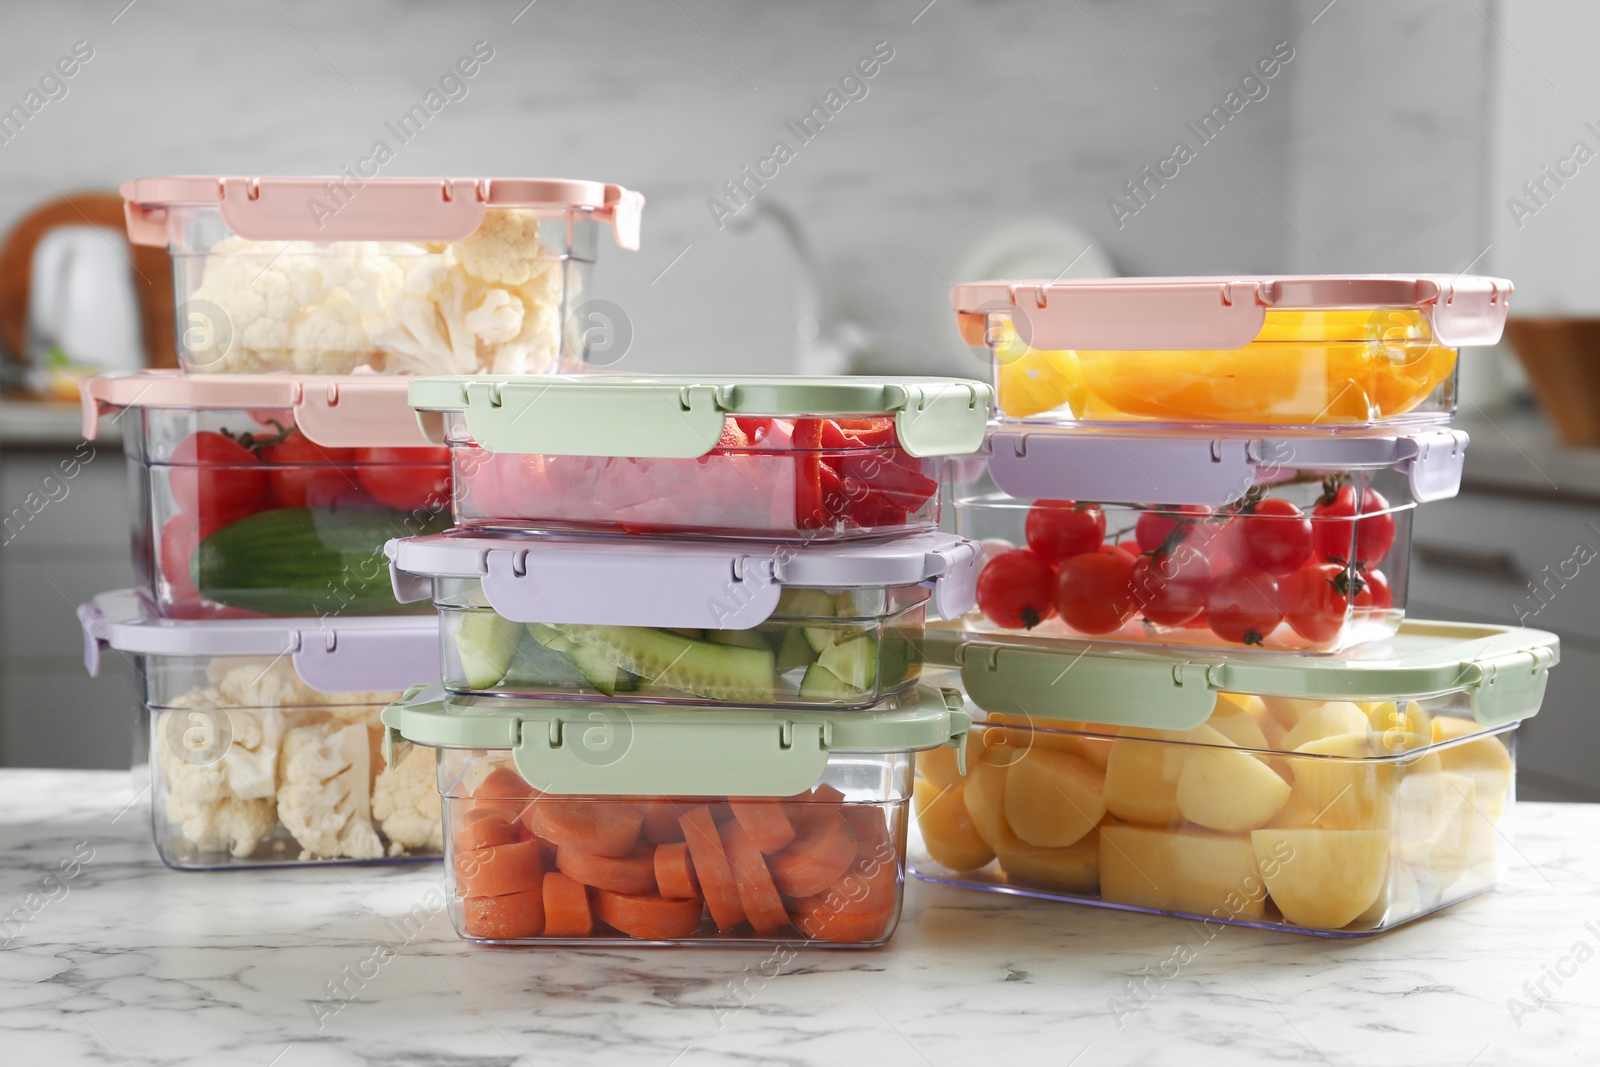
xmin=372 ymin=745 xmax=443 ymax=854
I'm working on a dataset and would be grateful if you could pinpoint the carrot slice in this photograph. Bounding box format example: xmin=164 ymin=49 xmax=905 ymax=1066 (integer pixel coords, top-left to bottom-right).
xmin=654 ymin=842 xmax=700 ymax=899
xmin=465 ymin=766 xmax=540 ymax=820
xmin=456 ymin=814 xmax=519 ymax=854
xmin=841 ymin=805 xmax=894 ymax=861
xmin=791 ymin=899 xmax=896 ymax=944
xmin=541 ymin=872 xmax=594 ymax=937
xmin=641 ymin=800 xmax=687 ymax=844
xmin=679 ymin=805 xmax=746 ymax=931
xmin=463 ymin=889 xmax=545 ymax=939
xmin=595 ymin=890 xmax=705 ymax=941
xmin=555 ymin=843 xmax=657 ymax=895
xmin=529 ymin=800 xmax=643 ymax=857
xmin=720 ymin=820 xmax=791 ymax=934
xmin=729 ymin=800 xmax=797 ymax=854
xmin=769 ymin=808 xmax=857 ymax=898
xmin=796 ymin=853 xmax=900 ymax=916
xmin=455 ymin=838 xmax=544 ymax=898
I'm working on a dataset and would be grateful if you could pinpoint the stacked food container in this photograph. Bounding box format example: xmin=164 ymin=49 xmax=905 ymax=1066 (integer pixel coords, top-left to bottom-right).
xmin=912 ymin=274 xmax=1562 ymax=936
xmin=77 ymin=174 xmax=642 ymax=867
xmin=381 ymin=374 xmax=992 ymax=944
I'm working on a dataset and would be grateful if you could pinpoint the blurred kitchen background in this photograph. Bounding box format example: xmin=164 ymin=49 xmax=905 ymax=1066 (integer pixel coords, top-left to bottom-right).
xmin=0 ymin=0 xmax=1596 ymax=800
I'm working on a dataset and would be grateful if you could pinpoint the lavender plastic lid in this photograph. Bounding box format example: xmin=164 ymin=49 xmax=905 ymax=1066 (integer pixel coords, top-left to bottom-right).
xmin=385 ymin=531 xmax=983 ymax=629
xmin=78 ymin=590 xmax=439 ymax=695
xmin=986 ymin=426 xmax=1468 ymax=506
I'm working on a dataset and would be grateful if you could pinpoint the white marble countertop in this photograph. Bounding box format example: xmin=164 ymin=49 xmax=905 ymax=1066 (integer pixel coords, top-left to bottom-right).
xmin=2 ymin=770 xmax=1597 ymax=1067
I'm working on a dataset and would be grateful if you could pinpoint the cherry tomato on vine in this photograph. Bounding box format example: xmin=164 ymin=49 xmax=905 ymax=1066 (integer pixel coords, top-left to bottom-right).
xmin=1056 ymin=552 xmax=1136 ymax=635
xmin=1134 ymin=505 xmax=1214 ymax=553
xmin=1131 ymin=543 xmax=1211 ymax=628
xmin=1355 ymin=567 xmax=1394 ymax=613
xmin=169 ymin=432 xmax=270 ymax=528
xmin=1234 ymin=497 xmax=1312 ymax=576
xmin=1206 ymin=566 xmax=1284 ymax=646
xmin=1312 ymin=485 xmax=1397 ymax=566
xmin=261 ymin=430 xmax=368 ymax=508
xmin=355 ymin=447 xmax=453 ymax=511
xmin=1025 ymin=500 xmax=1105 ymax=564
xmin=976 ymin=548 xmax=1058 ymax=630
xmin=1281 ymin=561 xmax=1358 ymax=645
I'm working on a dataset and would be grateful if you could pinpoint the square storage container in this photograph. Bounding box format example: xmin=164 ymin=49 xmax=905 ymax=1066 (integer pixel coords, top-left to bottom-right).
xmin=80 ymin=590 xmax=445 ymax=869
xmin=951 ymin=275 xmax=1511 ymax=429
xmin=911 ymin=620 xmax=1556 ymax=937
xmin=121 ymin=176 xmax=642 ymax=375
xmin=380 ymin=683 xmax=969 ymax=945
xmin=386 ymin=531 xmax=982 ymax=709
xmin=408 ymin=374 xmax=990 ymax=540
xmin=957 ymin=429 xmax=1469 ymax=653
xmin=83 ymin=371 xmax=450 ymax=619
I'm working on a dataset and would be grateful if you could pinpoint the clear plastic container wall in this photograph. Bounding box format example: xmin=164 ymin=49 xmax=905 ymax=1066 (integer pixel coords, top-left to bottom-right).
xmin=437 ymin=748 xmax=911 ymax=945
xmin=911 ymin=692 xmax=1511 ymax=936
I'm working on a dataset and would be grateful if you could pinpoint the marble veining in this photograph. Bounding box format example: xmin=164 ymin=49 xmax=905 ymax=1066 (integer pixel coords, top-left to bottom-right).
xmin=1 ymin=770 xmax=1597 ymax=1065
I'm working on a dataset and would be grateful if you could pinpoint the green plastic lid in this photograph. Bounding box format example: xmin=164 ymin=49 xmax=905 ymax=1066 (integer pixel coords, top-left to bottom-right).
xmin=921 ymin=620 xmax=1558 ymax=731
xmin=407 ymin=374 xmax=992 ymax=459
xmin=381 ymin=684 xmax=969 ymax=797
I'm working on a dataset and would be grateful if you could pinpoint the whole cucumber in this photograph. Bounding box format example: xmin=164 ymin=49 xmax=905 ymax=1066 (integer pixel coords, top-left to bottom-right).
xmin=193 ymin=506 xmax=449 ymax=616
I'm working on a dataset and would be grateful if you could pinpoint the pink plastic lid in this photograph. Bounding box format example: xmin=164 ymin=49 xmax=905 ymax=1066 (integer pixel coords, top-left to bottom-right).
xmin=950 ymin=275 xmax=1512 ymax=350
xmin=81 ymin=371 xmax=434 ymax=448
xmin=121 ymin=176 xmax=644 ymax=250
xmin=79 ymin=590 xmax=439 ymax=695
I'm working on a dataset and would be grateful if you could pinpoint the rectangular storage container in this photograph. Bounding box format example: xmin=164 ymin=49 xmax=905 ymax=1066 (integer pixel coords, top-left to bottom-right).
xmin=957 ymin=429 xmax=1469 ymax=653
xmin=408 ymin=375 xmax=991 ymax=540
xmin=83 ymin=371 xmax=450 ymax=619
xmin=387 ymin=532 xmax=981 ymax=709
xmin=80 ymin=590 xmax=445 ymax=869
xmin=911 ymin=620 xmax=1556 ymax=937
xmin=380 ymin=684 xmax=968 ymax=946
xmin=121 ymin=176 xmax=642 ymax=375
xmin=951 ymin=275 xmax=1511 ymax=429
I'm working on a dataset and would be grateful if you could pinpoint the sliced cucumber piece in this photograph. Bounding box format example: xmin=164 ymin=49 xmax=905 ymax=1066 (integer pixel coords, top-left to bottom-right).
xmin=798 ymin=661 xmax=868 ymax=702
xmin=503 ymin=632 xmax=588 ymax=689
xmin=453 ymin=611 xmax=522 ymax=689
xmin=558 ymin=625 xmax=775 ymax=704
xmin=878 ymin=628 xmax=917 ymax=687
xmin=664 ymin=628 xmax=706 ymax=640
xmin=528 ymin=623 xmax=574 ymax=653
xmin=567 ymin=641 xmax=619 ymax=697
xmin=776 ymin=588 xmax=837 ymax=617
xmin=816 ymin=632 xmax=880 ymax=691
xmin=710 ymin=628 xmax=770 ymax=651
xmin=772 ymin=626 xmax=819 ymax=671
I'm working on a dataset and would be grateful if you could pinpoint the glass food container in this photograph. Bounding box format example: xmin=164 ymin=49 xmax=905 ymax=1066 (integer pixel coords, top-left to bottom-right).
xmin=956 ymin=429 xmax=1470 ymax=653
xmin=82 ymin=371 xmax=450 ymax=619
xmin=911 ymin=620 xmax=1557 ymax=937
xmin=121 ymin=175 xmax=643 ymax=375
xmin=951 ymin=275 xmax=1511 ymax=429
xmin=380 ymin=683 xmax=969 ymax=946
xmin=407 ymin=374 xmax=991 ymax=540
xmin=79 ymin=589 xmax=444 ymax=869
xmin=386 ymin=531 xmax=982 ymax=709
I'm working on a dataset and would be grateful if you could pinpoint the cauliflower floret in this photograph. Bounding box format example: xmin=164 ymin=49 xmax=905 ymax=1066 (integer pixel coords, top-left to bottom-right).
xmin=187 ymin=237 xmax=405 ymax=374
xmin=156 ymin=699 xmax=281 ymax=858
xmin=212 ymin=657 xmax=320 ymax=709
xmin=372 ymin=745 xmax=443 ymax=854
xmin=453 ymin=209 xmax=554 ymax=286
xmin=277 ymin=720 xmax=385 ymax=861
